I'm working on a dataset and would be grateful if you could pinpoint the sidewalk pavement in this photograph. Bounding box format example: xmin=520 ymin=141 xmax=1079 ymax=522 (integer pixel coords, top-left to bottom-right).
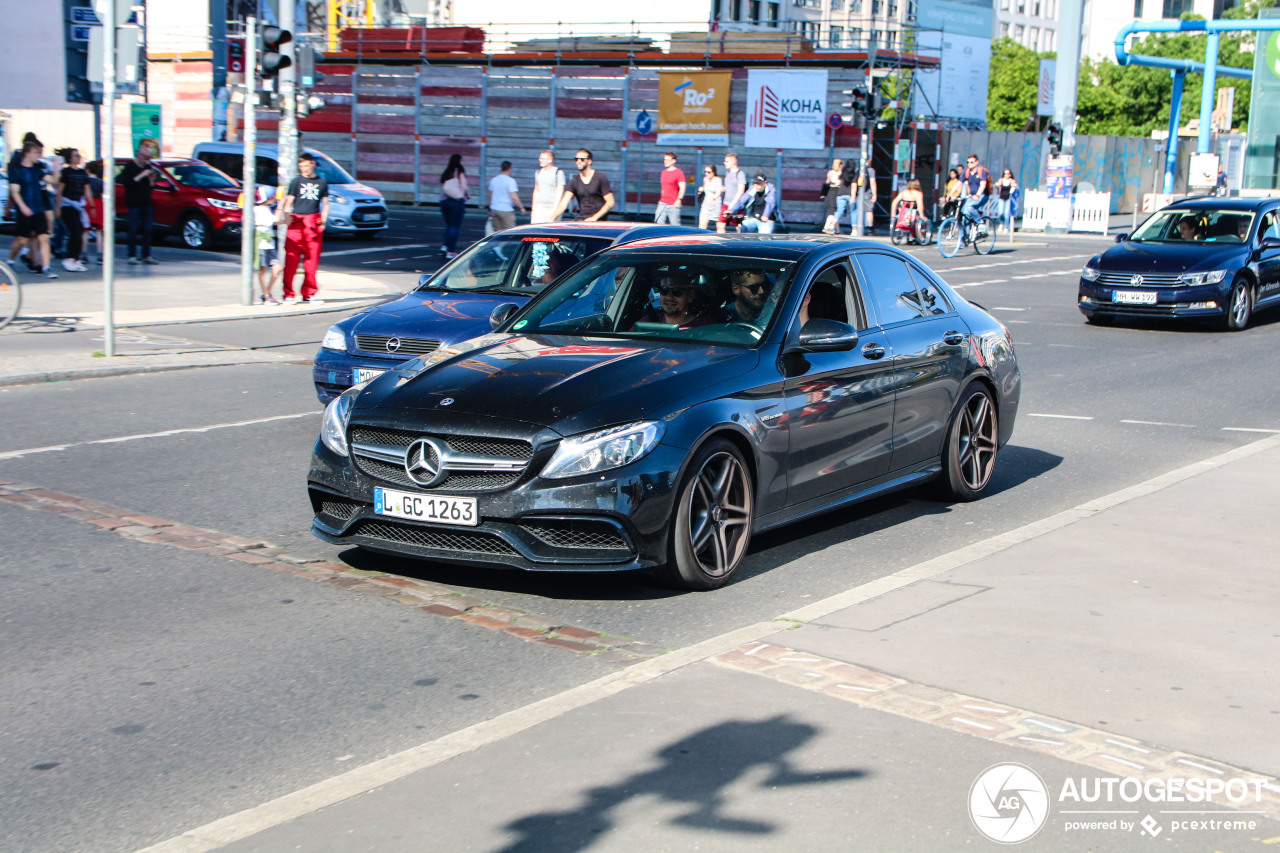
xmin=0 ymin=247 xmax=400 ymax=387
xmin=147 ymin=435 xmax=1280 ymax=853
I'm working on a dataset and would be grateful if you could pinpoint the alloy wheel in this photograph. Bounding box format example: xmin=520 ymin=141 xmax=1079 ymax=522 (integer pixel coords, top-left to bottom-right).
xmin=182 ymin=217 xmax=209 ymax=249
xmin=956 ymin=392 xmax=998 ymax=492
xmin=686 ymin=451 xmax=751 ymax=579
xmin=1226 ymin=279 xmax=1252 ymax=331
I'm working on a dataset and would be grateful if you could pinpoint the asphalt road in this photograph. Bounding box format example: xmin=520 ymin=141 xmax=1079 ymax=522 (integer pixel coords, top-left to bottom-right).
xmin=3 ymin=235 xmax=1280 ymax=852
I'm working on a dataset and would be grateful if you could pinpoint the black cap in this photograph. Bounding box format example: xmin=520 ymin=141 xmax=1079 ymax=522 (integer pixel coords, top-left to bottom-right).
xmin=753 ymin=173 xmax=768 ymax=183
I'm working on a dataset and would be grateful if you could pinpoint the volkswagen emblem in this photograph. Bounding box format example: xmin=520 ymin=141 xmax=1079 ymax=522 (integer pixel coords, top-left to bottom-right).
xmin=404 ymin=438 xmax=446 ymax=487
xmin=385 ymin=337 xmax=402 ymax=353
xmin=440 ymin=398 xmax=454 ymax=407
xmin=1130 ymin=274 xmax=1144 ymax=287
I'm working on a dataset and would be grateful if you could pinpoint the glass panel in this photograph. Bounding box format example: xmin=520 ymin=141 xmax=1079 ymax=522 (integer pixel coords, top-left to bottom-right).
xmin=855 ymin=252 xmax=925 ymax=325
xmin=423 ymin=235 xmax=611 ymax=293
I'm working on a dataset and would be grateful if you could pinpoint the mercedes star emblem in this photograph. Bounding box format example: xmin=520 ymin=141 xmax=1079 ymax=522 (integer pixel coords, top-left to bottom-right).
xmin=404 ymin=438 xmax=445 ymax=487
xmin=1130 ymin=274 xmax=1144 ymax=287
xmin=440 ymin=398 xmax=454 ymax=407
xmin=386 ymin=337 xmax=402 ymax=353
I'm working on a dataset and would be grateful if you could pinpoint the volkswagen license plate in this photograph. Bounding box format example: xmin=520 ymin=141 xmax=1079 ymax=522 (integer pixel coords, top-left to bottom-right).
xmin=374 ymin=487 xmax=478 ymax=527
xmin=1113 ymin=290 xmax=1157 ymax=305
xmin=353 ymin=367 xmax=385 ymax=384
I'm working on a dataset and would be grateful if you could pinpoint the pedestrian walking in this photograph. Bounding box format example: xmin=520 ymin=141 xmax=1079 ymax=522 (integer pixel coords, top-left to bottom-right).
xmin=654 ymin=152 xmax=686 ymax=225
xmin=697 ymin=164 xmax=723 ymax=231
xmin=529 ymin=150 xmax=565 ymax=224
xmin=252 ymin=186 xmax=282 ymax=304
xmin=120 ymin=141 xmax=161 ymax=265
xmin=821 ymin=158 xmax=845 ymax=235
xmin=439 ymin=154 xmax=468 ymax=258
xmin=960 ymin=153 xmax=992 ymax=224
xmin=7 ymin=139 xmax=57 ymax=278
xmin=281 ymin=152 xmax=330 ymax=304
xmin=488 ymin=161 xmax=525 ymax=233
xmin=726 ymin=173 xmax=777 ymax=233
xmin=995 ymin=168 xmax=1019 ymax=233
xmin=54 ymin=148 xmax=93 ymax=272
xmin=552 ymin=149 xmax=615 ymax=222
xmin=716 ymin=152 xmax=746 ymax=234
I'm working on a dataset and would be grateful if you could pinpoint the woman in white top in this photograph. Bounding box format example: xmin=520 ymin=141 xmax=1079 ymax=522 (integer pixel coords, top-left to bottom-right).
xmin=530 ymin=150 xmax=566 ymax=224
xmin=698 ymin=165 xmax=724 ymax=231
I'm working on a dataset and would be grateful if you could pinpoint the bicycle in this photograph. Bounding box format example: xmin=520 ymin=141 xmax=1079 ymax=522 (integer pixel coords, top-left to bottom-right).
xmin=937 ymin=204 xmax=996 ymax=258
xmin=0 ymin=259 xmax=20 ymax=330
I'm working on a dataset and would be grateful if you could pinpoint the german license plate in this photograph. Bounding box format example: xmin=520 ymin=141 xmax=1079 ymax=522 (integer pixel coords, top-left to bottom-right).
xmin=1113 ymin=290 xmax=1157 ymax=305
xmin=353 ymin=367 xmax=385 ymax=384
xmin=374 ymin=487 xmax=478 ymax=526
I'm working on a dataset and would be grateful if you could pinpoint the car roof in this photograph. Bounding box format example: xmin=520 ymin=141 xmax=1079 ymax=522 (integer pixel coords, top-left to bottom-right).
xmin=494 ymin=222 xmax=700 ymax=244
xmin=605 ymin=233 xmax=882 ymax=260
xmin=1164 ymin=196 xmax=1280 ymax=212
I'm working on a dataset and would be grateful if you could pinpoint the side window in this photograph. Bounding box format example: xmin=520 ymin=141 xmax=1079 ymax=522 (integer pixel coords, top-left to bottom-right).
xmin=1261 ymin=211 xmax=1279 ymax=241
xmin=854 ymin=252 xmax=926 ymax=326
xmin=907 ymin=264 xmax=953 ymax=315
xmin=800 ymin=263 xmax=851 ymax=326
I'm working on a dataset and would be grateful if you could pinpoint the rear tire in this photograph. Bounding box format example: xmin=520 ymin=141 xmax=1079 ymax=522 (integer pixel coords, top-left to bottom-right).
xmin=1224 ymin=276 xmax=1252 ymax=331
xmin=934 ymin=385 xmax=999 ymax=502
xmin=654 ymin=439 xmax=754 ymax=591
xmin=0 ymin=261 xmax=20 ymax=330
xmin=938 ymin=218 xmax=961 ymax=258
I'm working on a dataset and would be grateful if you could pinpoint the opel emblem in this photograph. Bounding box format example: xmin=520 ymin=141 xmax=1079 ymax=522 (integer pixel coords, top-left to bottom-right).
xmin=1130 ymin=274 xmax=1144 ymax=287
xmin=385 ymin=337 xmax=402 ymax=353
xmin=440 ymin=398 xmax=454 ymax=407
xmin=404 ymin=438 xmax=445 ymax=487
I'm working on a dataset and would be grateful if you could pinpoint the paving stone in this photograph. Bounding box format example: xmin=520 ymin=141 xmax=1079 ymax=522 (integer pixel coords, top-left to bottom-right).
xmin=715 ymin=649 xmax=788 ymax=672
xmin=0 ymin=494 xmax=36 ymax=503
xmin=502 ymin=627 xmax=545 ymax=640
xmin=459 ymin=613 xmax=512 ymax=630
xmin=86 ymin=518 xmax=132 ymax=530
xmin=421 ymin=603 xmax=465 ymax=618
xmin=226 ymin=552 xmax=273 ymax=565
xmin=533 ymin=637 xmax=597 ymax=653
xmin=819 ymin=662 xmax=900 ymax=689
xmin=445 ymin=594 xmax=490 ymax=611
xmin=325 ymin=575 xmax=366 ymax=587
xmin=553 ymin=625 xmax=600 ymax=640
xmin=891 ymin=683 xmax=957 ymax=704
xmin=119 ymin=515 xmax=175 ymax=528
xmin=512 ymin=614 xmax=561 ymax=631
xmin=469 ymin=606 xmax=521 ymax=622
xmin=366 ymin=576 xmax=419 ymax=588
xmin=115 ymin=525 xmax=160 ymax=537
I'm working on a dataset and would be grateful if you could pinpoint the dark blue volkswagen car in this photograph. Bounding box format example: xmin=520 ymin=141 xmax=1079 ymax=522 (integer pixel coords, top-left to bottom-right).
xmin=313 ymin=222 xmax=695 ymax=403
xmin=1078 ymin=197 xmax=1280 ymax=330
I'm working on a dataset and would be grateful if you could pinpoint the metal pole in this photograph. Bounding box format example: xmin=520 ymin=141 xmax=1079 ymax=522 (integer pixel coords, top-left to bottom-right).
xmin=413 ymin=66 xmax=422 ymax=205
xmin=103 ymin=0 xmax=117 ymax=357
xmin=241 ymin=16 xmax=257 ymax=307
xmin=1164 ymin=70 xmax=1184 ymax=195
xmin=479 ymin=66 xmax=489 ymax=209
xmin=279 ymin=0 xmax=298 ymax=198
xmin=1197 ymin=31 xmax=1219 ymax=155
xmin=351 ymin=32 xmax=359 ymax=180
xmin=620 ymin=70 xmax=630 ymax=214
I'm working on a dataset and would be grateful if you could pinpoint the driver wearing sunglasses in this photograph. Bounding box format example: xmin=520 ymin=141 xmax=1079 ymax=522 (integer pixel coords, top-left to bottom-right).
xmin=723 ymin=269 xmax=774 ymax=322
xmin=631 ymin=271 xmax=714 ymax=329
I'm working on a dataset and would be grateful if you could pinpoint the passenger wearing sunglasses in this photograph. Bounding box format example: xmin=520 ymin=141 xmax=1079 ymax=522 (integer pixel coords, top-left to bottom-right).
xmin=551 ymin=149 xmax=615 ymax=222
xmin=722 ymin=269 xmax=774 ymax=322
xmin=632 ymin=273 xmax=714 ymax=329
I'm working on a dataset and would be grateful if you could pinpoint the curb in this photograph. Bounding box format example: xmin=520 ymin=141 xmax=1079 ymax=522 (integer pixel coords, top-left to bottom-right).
xmin=0 ymin=357 xmax=302 ymax=388
xmin=71 ymin=296 xmax=389 ymax=329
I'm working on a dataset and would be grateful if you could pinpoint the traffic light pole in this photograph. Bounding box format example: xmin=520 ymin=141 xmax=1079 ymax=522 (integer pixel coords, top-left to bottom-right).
xmin=241 ymin=16 xmax=258 ymax=307
xmin=102 ymin=0 xmax=117 ymax=357
xmin=278 ymin=0 xmax=298 ymax=257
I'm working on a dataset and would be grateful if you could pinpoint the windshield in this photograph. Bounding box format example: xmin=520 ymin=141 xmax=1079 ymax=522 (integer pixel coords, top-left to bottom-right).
xmin=1131 ymin=209 xmax=1254 ymax=244
xmin=309 ymin=152 xmax=355 ymax=185
xmin=507 ymin=253 xmax=796 ymax=348
xmin=168 ymin=162 xmax=238 ymax=189
xmin=422 ymin=234 xmax=611 ymax=293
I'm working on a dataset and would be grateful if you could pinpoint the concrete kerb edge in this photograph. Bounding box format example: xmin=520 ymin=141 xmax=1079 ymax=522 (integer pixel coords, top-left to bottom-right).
xmin=0 ymin=359 xmax=299 ymax=388
xmin=73 ymin=297 xmax=387 ymax=329
xmin=132 ymin=431 xmax=1280 ymax=853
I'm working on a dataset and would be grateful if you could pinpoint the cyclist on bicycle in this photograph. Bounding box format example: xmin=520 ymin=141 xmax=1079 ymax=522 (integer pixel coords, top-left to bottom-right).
xmin=960 ymin=154 xmax=992 ymax=225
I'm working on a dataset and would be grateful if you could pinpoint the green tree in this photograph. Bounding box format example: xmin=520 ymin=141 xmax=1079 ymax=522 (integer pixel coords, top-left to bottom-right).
xmin=986 ymin=38 xmax=1052 ymax=130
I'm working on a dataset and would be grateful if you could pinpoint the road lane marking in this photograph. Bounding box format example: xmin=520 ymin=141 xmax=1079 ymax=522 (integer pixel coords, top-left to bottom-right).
xmin=1121 ymin=419 xmax=1196 ymax=428
xmin=0 ymin=413 xmax=318 ymax=460
xmin=133 ymin=432 xmax=1280 ymax=853
xmin=1027 ymin=413 xmax=1094 ymax=420
xmin=322 ymin=243 xmax=435 ymax=257
xmin=991 ymin=306 xmax=1026 ymax=311
xmin=1223 ymin=427 xmax=1280 ymax=433
xmin=944 ymin=253 xmax=1092 ymax=272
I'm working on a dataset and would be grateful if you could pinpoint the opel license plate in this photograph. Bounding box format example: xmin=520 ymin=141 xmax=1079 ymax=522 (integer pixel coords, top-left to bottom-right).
xmin=374 ymin=487 xmax=478 ymax=526
xmin=353 ymin=367 xmax=385 ymax=384
xmin=1113 ymin=290 xmax=1157 ymax=305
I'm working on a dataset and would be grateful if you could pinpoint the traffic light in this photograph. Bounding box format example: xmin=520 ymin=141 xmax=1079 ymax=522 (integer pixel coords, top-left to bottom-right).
xmin=260 ymin=27 xmax=292 ymax=78
xmin=1047 ymin=122 xmax=1063 ymax=155
xmin=848 ymin=87 xmax=868 ymax=115
xmin=297 ymin=45 xmax=324 ymax=87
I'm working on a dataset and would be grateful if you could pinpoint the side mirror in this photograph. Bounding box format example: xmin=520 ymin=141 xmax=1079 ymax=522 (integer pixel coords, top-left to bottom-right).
xmin=791 ymin=319 xmax=859 ymax=353
xmin=489 ymin=303 xmax=519 ymax=330
xmin=1261 ymin=237 xmax=1280 ymax=250
xmin=417 ymin=272 xmax=433 ymax=288
xmin=1114 ymin=233 xmax=1128 ymax=243
xmin=157 ymin=181 xmax=176 ymax=192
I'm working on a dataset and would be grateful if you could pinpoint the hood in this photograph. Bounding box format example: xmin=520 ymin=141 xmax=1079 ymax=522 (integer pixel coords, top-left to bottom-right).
xmin=360 ymin=333 xmax=760 ymax=433
xmin=1099 ymin=240 xmax=1245 ymax=274
xmin=335 ymin=182 xmax=383 ymax=198
xmin=343 ymin=290 xmax=536 ymax=346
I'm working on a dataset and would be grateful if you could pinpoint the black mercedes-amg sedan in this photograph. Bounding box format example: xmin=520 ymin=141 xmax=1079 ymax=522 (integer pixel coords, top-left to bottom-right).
xmin=308 ymin=235 xmax=1021 ymax=590
xmin=1078 ymin=197 xmax=1280 ymax=330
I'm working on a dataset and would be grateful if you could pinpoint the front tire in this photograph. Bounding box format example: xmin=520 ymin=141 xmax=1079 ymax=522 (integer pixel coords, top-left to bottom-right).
xmin=938 ymin=218 xmax=961 ymax=258
xmin=178 ymin=213 xmax=213 ymax=250
xmin=935 ymin=386 xmax=999 ymax=501
xmin=1224 ymin=276 xmax=1252 ymax=331
xmin=655 ymin=439 xmax=754 ymax=591
xmin=972 ymin=217 xmax=997 ymax=255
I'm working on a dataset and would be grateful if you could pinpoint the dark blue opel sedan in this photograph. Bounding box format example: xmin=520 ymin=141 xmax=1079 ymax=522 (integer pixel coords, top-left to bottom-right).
xmin=313 ymin=222 xmax=695 ymax=403
xmin=1078 ymin=197 xmax=1280 ymax=330
xmin=308 ymin=235 xmax=1021 ymax=590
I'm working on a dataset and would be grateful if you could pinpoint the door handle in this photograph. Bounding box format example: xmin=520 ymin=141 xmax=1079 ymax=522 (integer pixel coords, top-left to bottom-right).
xmin=862 ymin=343 xmax=886 ymax=360
xmin=942 ymin=331 xmax=966 ymax=346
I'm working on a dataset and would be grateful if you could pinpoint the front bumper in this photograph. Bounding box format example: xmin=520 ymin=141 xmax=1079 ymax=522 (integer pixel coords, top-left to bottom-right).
xmin=327 ymin=201 xmax=389 ymax=233
xmin=1077 ymin=278 xmax=1229 ymax=320
xmin=307 ymin=436 xmax=686 ymax=573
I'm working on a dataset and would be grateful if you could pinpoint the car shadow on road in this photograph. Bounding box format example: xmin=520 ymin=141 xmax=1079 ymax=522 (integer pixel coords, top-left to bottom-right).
xmin=493 ymin=715 xmax=867 ymax=853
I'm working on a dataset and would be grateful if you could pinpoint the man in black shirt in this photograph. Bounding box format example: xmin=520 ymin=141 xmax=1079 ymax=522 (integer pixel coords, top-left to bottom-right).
xmin=7 ymin=139 xmax=57 ymax=278
xmin=551 ymin=149 xmax=614 ymax=222
xmin=119 ymin=141 xmax=160 ymax=264
xmin=280 ymin=152 xmax=330 ymax=303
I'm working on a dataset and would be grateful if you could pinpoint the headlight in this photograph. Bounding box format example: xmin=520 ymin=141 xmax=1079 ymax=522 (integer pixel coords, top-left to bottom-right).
xmin=330 ymin=193 xmax=348 ymax=204
xmin=320 ymin=391 xmax=356 ymax=457
xmin=1177 ymin=269 xmax=1229 ymax=286
xmin=1081 ymin=265 xmax=1101 ymax=281
xmin=321 ymin=326 xmax=347 ymax=351
xmin=208 ymin=198 xmax=240 ymax=210
xmin=542 ymin=421 xmax=664 ymax=480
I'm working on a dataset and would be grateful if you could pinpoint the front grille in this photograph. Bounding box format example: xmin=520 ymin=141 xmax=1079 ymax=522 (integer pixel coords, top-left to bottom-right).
xmin=350 ymin=520 xmax=516 ymax=556
xmin=353 ymin=455 xmax=522 ymax=492
xmin=445 ymin=436 xmax=534 ymax=460
xmin=351 ymin=426 xmax=416 ymax=448
xmin=522 ymin=519 xmax=630 ymax=551
xmin=320 ymin=497 xmax=362 ymax=521
xmin=354 ymin=335 xmax=440 ymax=356
xmin=1096 ymin=272 xmax=1184 ymax=288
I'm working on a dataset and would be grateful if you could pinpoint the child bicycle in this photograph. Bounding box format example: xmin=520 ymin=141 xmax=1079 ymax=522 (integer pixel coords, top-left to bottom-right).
xmin=0 ymin=260 xmax=20 ymax=330
xmin=937 ymin=201 xmax=996 ymax=258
